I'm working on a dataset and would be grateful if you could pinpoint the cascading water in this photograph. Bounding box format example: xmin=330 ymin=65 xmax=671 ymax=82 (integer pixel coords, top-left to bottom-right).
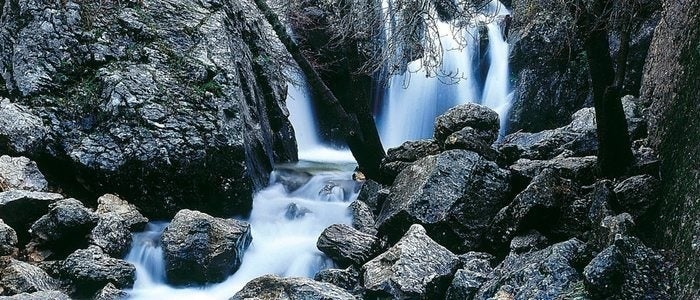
xmin=377 ymin=0 xmax=513 ymax=148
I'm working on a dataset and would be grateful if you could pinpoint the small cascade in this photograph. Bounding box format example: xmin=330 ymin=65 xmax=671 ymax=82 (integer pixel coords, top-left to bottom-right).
xmin=377 ymin=0 xmax=513 ymax=148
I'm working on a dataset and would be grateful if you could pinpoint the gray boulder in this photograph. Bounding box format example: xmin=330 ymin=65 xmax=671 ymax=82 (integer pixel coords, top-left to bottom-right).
xmin=161 ymin=209 xmax=252 ymax=285
xmin=362 ymin=224 xmax=460 ymax=299
xmin=379 ymin=139 xmax=441 ymax=182
xmin=62 ymin=246 xmax=136 ymax=292
xmin=443 ymin=127 xmax=498 ymax=160
xmin=93 ymin=283 xmax=127 ymax=300
xmin=0 ymin=220 xmax=17 ymax=256
xmin=90 ymin=213 xmax=132 ymax=258
xmin=348 ymin=200 xmax=377 ymax=235
xmin=613 ymin=175 xmax=660 ymax=220
xmin=95 ymin=194 xmax=148 ymax=231
xmin=510 ymin=155 xmax=597 ymax=184
xmin=446 ymin=252 xmax=494 ymax=300
xmin=231 ymin=274 xmax=357 ymax=300
xmin=317 ymin=224 xmax=378 ymax=268
xmin=0 ymin=100 xmax=47 ymax=155
xmin=0 ymin=258 xmax=58 ymax=295
xmin=314 ymin=267 xmax=362 ymax=295
xmin=509 ymin=230 xmax=549 ymax=254
xmin=433 ymin=103 xmax=499 ymax=145
xmin=0 ymin=291 xmax=70 ymax=300
xmin=0 ymin=156 xmax=47 ymax=192
xmin=587 ymin=179 xmax=617 ymax=227
xmin=356 ymin=180 xmax=388 ymax=215
xmin=377 ymin=150 xmax=510 ymax=251
xmin=584 ymin=236 xmax=671 ymax=299
xmin=0 ymin=191 xmax=63 ymax=242
xmin=476 ymin=239 xmax=587 ymax=299
xmin=29 ymin=199 xmax=97 ymax=254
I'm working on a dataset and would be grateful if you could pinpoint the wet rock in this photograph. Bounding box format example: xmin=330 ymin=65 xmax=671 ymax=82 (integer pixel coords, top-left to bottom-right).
xmin=0 ymin=156 xmax=47 ymax=192
xmin=509 ymin=230 xmax=549 ymax=254
xmin=62 ymin=246 xmax=136 ymax=293
xmin=590 ymin=213 xmax=636 ymax=251
xmin=284 ymin=203 xmax=311 ymax=220
xmin=380 ymin=140 xmax=441 ymax=181
xmin=314 ymin=266 xmax=362 ymax=295
xmin=231 ymin=274 xmax=356 ymax=300
xmin=0 ymin=100 xmax=47 ymax=155
xmin=476 ymin=239 xmax=586 ymax=299
xmin=587 ymin=180 xmax=617 ymax=226
xmin=377 ymin=150 xmax=510 ymax=251
xmin=161 ymin=209 xmax=252 ymax=285
xmin=443 ymin=127 xmax=498 ymax=160
xmin=95 ymin=194 xmax=148 ymax=231
xmin=90 ymin=213 xmax=132 ymax=258
xmin=29 ymin=199 xmax=97 ymax=254
xmin=583 ymin=236 xmax=671 ymax=299
xmin=0 ymin=291 xmax=70 ymax=300
xmin=356 ymin=180 xmax=388 ymax=215
xmin=348 ymin=200 xmax=377 ymax=235
xmin=510 ymin=155 xmax=597 ymax=183
xmin=0 ymin=191 xmax=63 ymax=242
xmin=0 ymin=258 xmax=58 ymax=295
xmin=93 ymin=283 xmax=127 ymax=300
xmin=434 ymin=103 xmax=499 ymax=145
xmin=317 ymin=224 xmax=378 ymax=267
xmin=0 ymin=220 xmax=17 ymax=256
xmin=613 ymin=175 xmax=659 ymax=220
xmin=270 ymin=169 xmax=313 ymax=192
xmin=362 ymin=225 xmax=459 ymax=299
xmin=446 ymin=252 xmax=494 ymax=300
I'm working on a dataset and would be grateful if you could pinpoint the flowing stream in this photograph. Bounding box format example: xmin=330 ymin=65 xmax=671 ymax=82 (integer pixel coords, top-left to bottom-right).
xmin=125 ymin=1 xmax=512 ymax=298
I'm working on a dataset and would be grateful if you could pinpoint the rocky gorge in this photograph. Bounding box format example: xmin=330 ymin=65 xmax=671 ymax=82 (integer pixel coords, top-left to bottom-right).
xmin=0 ymin=0 xmax=698 ymax=299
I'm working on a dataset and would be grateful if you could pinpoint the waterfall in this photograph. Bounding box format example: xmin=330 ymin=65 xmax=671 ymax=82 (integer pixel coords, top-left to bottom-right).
xmin=377 ymin=0 xmax=512 ymax=148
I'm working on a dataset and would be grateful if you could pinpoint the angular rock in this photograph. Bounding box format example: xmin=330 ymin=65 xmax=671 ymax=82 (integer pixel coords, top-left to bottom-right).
xmin=510 ymin=155 xmax=597 ymax=183
xmin=95 ymin=194 xmax=148 ymax=231
xmin=362 ymin=225 xmax=460 ymax=299
xmin=590 ymin=213 xmax=636 ymax=251
xmin=509 ymin=230 xmax=549 ymax=254
xmin=314 ymin=266 xmax=362 ymax=295
xmin=380 ymin=140 xmax=441 ymax=181
xmin=0 ymin=156 xmax=47 ymax=192
xmin=29 ymin=199 xmax=97 ymax=253
xmin=93 ymin=283 xmax=127 ymax=300
xmin=0 ymin=291 xmax=70 ymax=300
xmin=0 ymin=258 xmax=58 ymax=295
xmin=161 ymin=209 xmax=251 ymax=285
xmin=443 ymin=127 xmax=498 ymax=160
xmin=587 ymin=180 xmax=617 ymax=226
xmin=0 ymin=100 xmax=47 ymax=155
xmin=0 ymin=191 xmax=63 ymax=241
xmin=62 ymin=246 xmax=136 ymax=293
xmin=0 ymin=220 xmax=17 ymax=256
xmin=348 ymin=200 xmax=377 ymax=235
xmin=476 ymin=239 xmax=586 ymax=299
xmin=613 ymin=175 xmax=659 ymax=219
xmin=317 ymin=224 xmax=378 ymax=267
xmin=446 ymin=252 xmax=494 ymax=300
xmin=90 ymin=213 xmax=132 ymax=258
xmin=434 ymin=103 xmax=499 ymax=145
xmin=356 ymin=180 xmax=388 ymax=215
xmin=231 ymin=274 xmax=356 ymax=300
xmin=584 ymin=236 xmax=671 ymax=299
xmin=377 ymin=150 xmax=510 ymax=251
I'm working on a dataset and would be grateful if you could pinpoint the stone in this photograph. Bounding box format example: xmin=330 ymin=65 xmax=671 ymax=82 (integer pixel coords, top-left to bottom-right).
xmin=380 ymin=140 xmax=441 ymax=181
xmin=0 ymin=191 xmax=63 ymax=241
xmin=377 ymin=150 xmax=510 ymax=251
xmin=0 ymin=258 xmax=58 ymax=295
xmin=0 ymin=100 xmax=47 ymax=155
xmin=348 ymin=200 xmax=377 ymax=235
xmin=95 ymin=194 xmax=148 ymax=231
xmin=284 ymin=203 xmax=311 ymax=220
xmin=161 ymin=209 xmax=252 ymax=285
xmin=356 ymin=180 xmax=388 ymax=215
xmin=446 ymin=252 xmax=494 ymax=300
xmin=510 ymin=155 xmax=597 ymax=184
xmin=434 ymin=103 xmax=499 ymax=145
xmin=90 ymin=213 xmax=132 ymax=258
xmin=0 ymin=220 xmax=17 ymax=256
xmin=0 ymin=156 xmax=47 ymax=192
xmin=93 ymin=283 xmax=128 ymax=300
xmin=509 ymin=230 xmax=549 ymax=254
xmin=587 ymin=180 xmax=617 ymax=228
xmin=317 ymin=224 xmax=378 ymax=267
xmin=590 ymin=213 xmax=636 ymax=251
xmin=269 ymin=168 xmax=313 ymax=192
xmin=476 ymin=239 xmax=586 ymax=299
xmin=314 ymin=266 xmax=362 ymax=295
xmin=362 ymin=225 xmax=460 ymax=299
xmin=443 ymin=127 xmax=498 ymax=160
xmin=231 ymin=274 xmax=357 ymax=300
xmin=583 ymin=236 xmax=671 ymax=299
xmin=29 ymin=199 xmax=97 ymax=254
xmin=0 ymin=291 xmax=70 ymax=300
xmin=613 ymin=175 xmax=660 ymax=220
xmin=62 ymin=246 xmax=136 ymax=293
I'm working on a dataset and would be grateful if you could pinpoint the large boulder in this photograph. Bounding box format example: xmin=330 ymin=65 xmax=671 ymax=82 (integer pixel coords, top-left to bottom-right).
xmin=0 ymin=0 xmax=297 ymax=219
xmin=317 ymin=224 xmax=378 ymax=268
xmin=0 ymin=258 xmax=58 ymax=295
xmin=231 ymin=274 xmax=357 ymax=300
xmin=161 ymin=209 xmax=252 ymax=285
xmin=376 ymin=150 xmax=510 ymax=251
xmin=348 ymin=200 xmax=377 ymax=235
xmin=89 ymin=213 xmax=132 ymax=258
xmin=61 ymin=246 xmax=136 ymax=294
xmin=29 ymin=198 xmax=97 ymax=256
xmin=95 ymin=194 xmax=148 ymax=230
xmin=0 ymin=191 xmax=63 ymax=242
xmin=362 ymin=225 xmax=460 ymax=299
xmin=433 ymin=103 xmax=499 ymax=145
xmin=314 ymin=267 xmax=362 ymax=295
xmin=379 ymin=139 xmax=441 ymax=181
xmin=93 ymin=283 xmax=127 ymax=300
xmin=475 ymin=239 xmax=587 ymax=299
xmin=445 ymin=252 xmax=494 ymax=300
xmin=0 ymin=220 xmax=17 ymax=256
xmin=0 ymin=156 xmax=47 ymax=192
xmin=510 ymin=155 xmax=597 ymax=184
xmin=613 ymin=175 xmax=659 ymax=220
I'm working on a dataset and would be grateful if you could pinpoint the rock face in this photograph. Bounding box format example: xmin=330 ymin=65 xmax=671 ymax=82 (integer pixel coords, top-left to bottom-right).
xmin=61 ymin=247 xmax=135 ymax=294
xmin=639 ymin=0 xmax=700 ymax=297
xmin=0 ymin=156 xmax=47 ymax=192
xmin=377 ymin=150 xmax=510 ymax=251
xmin=317 ymin=224 xmax=378 ymax=267
xmin=362 ymin=225 xmax=460 ymax=299
xmin=0 ymin=0 xmax=297 ymax=218
xmin=0 ymin=258 xmax=58 ymax=295
xmin=231 ymin=274 xmax=357 ymax=300
xmin=161 ymin=209 xmax=252 ymax=285
xmin=476 ymin=239 xmax=586 ymax=299
xmin=29 ymin=198 xmax=97 ymax=255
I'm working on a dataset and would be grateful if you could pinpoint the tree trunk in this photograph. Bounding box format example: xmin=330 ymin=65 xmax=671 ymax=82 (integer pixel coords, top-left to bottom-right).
xmin=252 ymin=0 xmax=386 ymax=178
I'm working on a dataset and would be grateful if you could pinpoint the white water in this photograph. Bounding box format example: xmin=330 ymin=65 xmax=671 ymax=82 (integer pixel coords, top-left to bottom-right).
xmin=378 ymin=0 xmax=513 ymax=148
